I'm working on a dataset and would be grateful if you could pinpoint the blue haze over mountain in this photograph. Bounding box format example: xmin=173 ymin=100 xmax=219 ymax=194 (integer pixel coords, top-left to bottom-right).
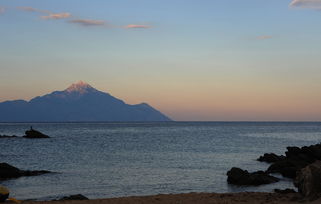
xmin=0 ymin=81 xmax=171 ymax=122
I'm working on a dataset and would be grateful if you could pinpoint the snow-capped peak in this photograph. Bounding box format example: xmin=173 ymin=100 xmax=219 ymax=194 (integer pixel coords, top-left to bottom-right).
xmin=65 ymin=81 xmax=96 ymax=94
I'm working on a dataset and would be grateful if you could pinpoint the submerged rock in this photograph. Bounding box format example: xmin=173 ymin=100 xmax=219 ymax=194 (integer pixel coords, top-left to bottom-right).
xmin=0 ymin=163 xmax=51 ymax=180
xmin=58 ymin=194 xmax=89 ymax=201
xmin=227 ymin=167 xmax=279 ymax=186
xmin=294 ymin=160 xmax=321 ymax=199
xmin=23 ymin=127 xmax=50 ymax=139
xmin=0 ymin=135 xmax=18 ymax=138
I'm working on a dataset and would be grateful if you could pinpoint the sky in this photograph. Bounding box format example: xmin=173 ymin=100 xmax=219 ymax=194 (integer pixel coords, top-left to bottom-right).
xmin=1 ymin=0 xmax=321 ymax=121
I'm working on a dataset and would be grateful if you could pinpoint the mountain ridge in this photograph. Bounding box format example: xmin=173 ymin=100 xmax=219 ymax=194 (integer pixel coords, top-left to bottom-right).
xmin=0 ymin=81 xmax=171 ymax=122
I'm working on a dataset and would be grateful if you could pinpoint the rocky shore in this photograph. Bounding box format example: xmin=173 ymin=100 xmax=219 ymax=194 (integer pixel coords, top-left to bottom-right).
xmin=227 ymin=142 xmax=321 ymax=201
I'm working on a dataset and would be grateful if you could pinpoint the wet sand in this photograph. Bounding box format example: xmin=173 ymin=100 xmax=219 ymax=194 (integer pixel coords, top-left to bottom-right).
xmin=23 ymin=192 xmax=321 ymax=204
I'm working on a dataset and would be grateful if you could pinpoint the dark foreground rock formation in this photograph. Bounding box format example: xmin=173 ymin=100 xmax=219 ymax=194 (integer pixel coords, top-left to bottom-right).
xmin=23 ymin=128 xmax=50 ymax=139
xmin=227 ymin=142 xmax=321 ymax=200
xmin=0 ymin=163 xmax=51 ymax=180
xmin=259 ymin=144 xmax=321 ymax=179
xmin=227 ymin=167 xmax=279 ymax=186
xmin=294 ymin=161 xmax=321 ymax=199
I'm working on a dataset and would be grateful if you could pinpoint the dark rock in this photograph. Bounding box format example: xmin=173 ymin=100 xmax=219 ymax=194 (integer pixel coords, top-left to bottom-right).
xmin=267 ymin=159 xmax=309 ymax=179
xmin=257 ymin=153 xmax=285 ymax=163
xmin=0 ymin=163 xmax=21 ymax=179
xmin=0 ymin=163 xmax=51 ymax=180
xmin=294 ymin=160 xmax=321 ymax=199
xmin=274 ymin=188 xmax=297 ymax=194
xmin=227 ymin=167 xmax=279 ymax=186
xmin=23 ymin=128 xmax=50 ymax=139
xmin=285 ymin=146 xmax=302 ymax=158
xmin=58 ymin=194 xmax=89 ymax=201
xmin=0 ymin=135 xmax=18 ymax=138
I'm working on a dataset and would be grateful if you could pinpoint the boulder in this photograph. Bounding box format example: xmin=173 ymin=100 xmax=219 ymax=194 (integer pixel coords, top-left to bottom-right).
xmin=294 ymin=160 xmax=321 ymax=199
xmin=257 ymin=153 xmax=285 ymax=163
xmin=58 ymin=194 xmax=89 ymax=201
xmin=227 ymin=167 xmax=279 ymax=186
xmin=0 ymin=163 xmax=51 ymax=180
xmin=23 ymin=128 xmax=50 ymax=139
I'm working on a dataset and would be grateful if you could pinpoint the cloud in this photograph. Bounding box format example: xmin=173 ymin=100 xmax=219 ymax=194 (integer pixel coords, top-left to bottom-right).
xmin=0 ymin=7 xmax=5 ymax=14
xmin=257 ymin=35 xmax=273 ymax=40
xmin=69 ymin=19 xmax=106 ymax=27
xmin=17 ymin=6 xmax=50 ymax=14
xmin=290 ymin=0 xmax=321 ymax=9
xmin=124 ymin=24 xmax=151 ymax=29
xmin=41 ymin=13 xmax=71 ymax=20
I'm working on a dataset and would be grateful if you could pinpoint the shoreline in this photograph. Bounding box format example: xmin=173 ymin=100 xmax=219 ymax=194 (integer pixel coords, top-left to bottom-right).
xmin=23 ymin=192 xmax=321 ymax=204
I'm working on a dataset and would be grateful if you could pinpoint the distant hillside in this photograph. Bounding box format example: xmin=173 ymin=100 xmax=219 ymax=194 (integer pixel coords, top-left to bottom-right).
xmin=0 ymin=81 xmax=171 ymax=122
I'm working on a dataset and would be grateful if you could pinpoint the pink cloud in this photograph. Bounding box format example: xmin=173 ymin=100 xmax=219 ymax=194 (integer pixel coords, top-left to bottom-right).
xmin=290 ymin=0 xmax=321 ymax=9
xmin=41 ymin=13 xmax=71 ymax=20
xmin=69 ymin=19 xmax=106 ymax=27
xmin=124 ymin=24 xmax=151 ymax=29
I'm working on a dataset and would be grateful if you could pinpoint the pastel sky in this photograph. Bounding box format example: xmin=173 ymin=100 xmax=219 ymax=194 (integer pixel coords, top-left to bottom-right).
xmin=1 ymin=0 xmax=321 ymax=121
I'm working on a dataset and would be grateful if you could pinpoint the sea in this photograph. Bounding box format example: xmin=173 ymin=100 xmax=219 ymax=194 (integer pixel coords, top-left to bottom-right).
xmin=1 ymin=122 xmax=321 ymax=200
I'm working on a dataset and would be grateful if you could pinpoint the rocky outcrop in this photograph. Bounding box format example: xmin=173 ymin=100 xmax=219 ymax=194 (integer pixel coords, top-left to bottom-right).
xmin=227 ymin=167 xmax=279 ymax=186
xmin=23 ymin=128 xmax=50 ymax=139
xmin=257 ymin=153 xmax=285 ymax=163
xmin=294 ymin=161 xmax=321 ymax=199
xmin=257 ymin=144 xmax=321 ymax=179
xmin=0 ymin=163 xmax=51 ymax=180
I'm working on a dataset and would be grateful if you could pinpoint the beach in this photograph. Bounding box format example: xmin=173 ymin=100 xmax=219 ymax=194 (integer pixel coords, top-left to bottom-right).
xmin=23 ymin=192 xmax=321 ymax=204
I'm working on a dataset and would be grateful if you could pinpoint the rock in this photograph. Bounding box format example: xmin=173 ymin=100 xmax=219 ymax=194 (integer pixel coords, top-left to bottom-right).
xmin=267 ymin=159 xmax=309 ymax=179
xmin=23 ymin=128 xmax=50 ymax=139
xmin=0 ymin=135 xmax=18 ymax=138
xmin=285 ymin=146 xmax=302 ymax=158
xmin=294 ymin=160 xmax=321 ymax=199
xmin=0 ymin=163 xmax=22 ymax=179
xmin=274 ymin=188 xmax=297 ymax=194
xmin=58 ymin=194 xmax=89 ymax=201
xmin=257 ymin=153 xmax=285 ymax=163
xmin=227 ymin=167 xmax=279 ymax=186
xmin=0 ymin=163 xmax=51 ymax=180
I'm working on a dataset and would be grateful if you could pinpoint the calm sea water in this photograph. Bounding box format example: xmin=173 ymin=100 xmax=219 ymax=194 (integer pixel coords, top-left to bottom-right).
xmin=1 ymin=122 xmax=321 ymax=200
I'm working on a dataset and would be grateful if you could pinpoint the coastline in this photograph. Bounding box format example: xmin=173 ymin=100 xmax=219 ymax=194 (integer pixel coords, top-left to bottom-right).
xmin=23 ymin=192 xmax=321 ymax=204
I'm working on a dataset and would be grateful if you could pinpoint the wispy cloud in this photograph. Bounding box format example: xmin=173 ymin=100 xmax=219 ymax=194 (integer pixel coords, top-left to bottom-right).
xmin=41 ymin=13 xmax=71 ymax=20
xmin=257 ymin=35 xmax=273 ymax=40
xmin=17 ymin=6 xmax=50 ymax=14
xmin=0 ymin=7 xmax=5 ymax=14
xmin=124 ymin=24 xmax=151 ymax=29
xmin=17 ymin=6 xmax=151 ymax=30
xmin=69 ymin=19 xmax=106 ymax=27
xmin=290 ymin=0 xmax=321 ymax=9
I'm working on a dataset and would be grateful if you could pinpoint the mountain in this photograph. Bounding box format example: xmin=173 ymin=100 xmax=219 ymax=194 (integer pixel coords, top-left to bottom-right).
xmin=0 ymin=81 xmax=171 ymax=122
